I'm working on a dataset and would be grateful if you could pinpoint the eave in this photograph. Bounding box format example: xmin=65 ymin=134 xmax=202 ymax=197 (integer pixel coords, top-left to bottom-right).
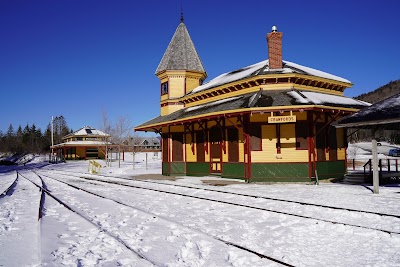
xmin=135 ymin=104 xmax=358 ymax=132
xmin=176 ymin=73 xmax=352 ymax=106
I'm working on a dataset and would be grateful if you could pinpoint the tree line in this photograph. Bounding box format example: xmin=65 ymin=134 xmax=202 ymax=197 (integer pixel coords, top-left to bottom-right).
xmin=0 ymin=116 xmax=71 ymax=155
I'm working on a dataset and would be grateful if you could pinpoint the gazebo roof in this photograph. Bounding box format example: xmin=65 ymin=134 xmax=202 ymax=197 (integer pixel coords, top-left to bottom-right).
xmin=63 ymin=126 xmax=109 ymax=139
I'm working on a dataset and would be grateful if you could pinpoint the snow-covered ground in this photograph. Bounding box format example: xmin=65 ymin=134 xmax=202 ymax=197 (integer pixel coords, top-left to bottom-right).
xmin=1 ymin=149 xmax=400 ymax=266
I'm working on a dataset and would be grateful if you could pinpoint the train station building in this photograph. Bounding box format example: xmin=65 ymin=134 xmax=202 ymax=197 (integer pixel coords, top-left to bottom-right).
xmin=135 ymin=17 xmax=369 ymax=182
xmin=51 ymin=126 xmax=110 ymax=160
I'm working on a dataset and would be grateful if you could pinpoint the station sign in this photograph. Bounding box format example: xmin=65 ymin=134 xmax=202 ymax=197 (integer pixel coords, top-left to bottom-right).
xmin=268 ymin=115 xmax=297 ymax=123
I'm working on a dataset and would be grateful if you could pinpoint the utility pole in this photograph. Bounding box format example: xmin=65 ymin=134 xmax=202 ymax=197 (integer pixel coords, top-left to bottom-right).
xmin=51 ymin=116 xmax=54 ymax=154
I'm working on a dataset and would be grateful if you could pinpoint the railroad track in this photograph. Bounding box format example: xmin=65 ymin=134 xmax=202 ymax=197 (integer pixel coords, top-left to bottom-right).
xmin=22 ymin=170 xmax=294 ymax=267
xmin=46 ymin=168 xmax=400 ymax=218
xmin=42 ymin=168 xmax=400 ymax=236
xmin=0 ymin=173 xmax=19 ymax=198
xmin=18 ymin=171 xmax=158 ymax=266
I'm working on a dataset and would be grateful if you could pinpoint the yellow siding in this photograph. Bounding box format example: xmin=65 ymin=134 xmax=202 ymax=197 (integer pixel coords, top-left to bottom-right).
xmin=161 ymin=103 xmax=184 ymax=116
xmin=185 ymin=86 xmax=260 ymax=108
xmin=186 ymin=77 xmax=200 ymax=93
xmin=207 ymin=121 xmax=217 ymax=128
xmin=170 ymin=125 xmax=184 ymax=132
xmin=250 ymin=113 xmax=268 ymax=122
xmin=222 ymin=145 xmax=228 ymax=162
xmin=337 ymin=127 xmax=346 ymax=160
xmin=337 ymin=148 xmax=346 ymax=160
xmin=251 ymin=125 xmax=309 ymax=163
xmin=160 ymin=106 xmax=168 ymax=116
xmin=296 ymin=111 xmax=307 ymax=120
xmin=251 ymin=125 xmax=275 ymax=163
xmin=76 ymin=147 xmax=85 ymax=158
xmin=280 ymin=124 xmax=296 ymax=143
xmin=239 ymin=131 xmax=244 ymax=162
xmin=185 ymin=134 xmax=196 ymax=162
xmin=169 ymin=78 xmax=184 ymax=98
xmin=161 ymin=94 xmax=168 ymax=101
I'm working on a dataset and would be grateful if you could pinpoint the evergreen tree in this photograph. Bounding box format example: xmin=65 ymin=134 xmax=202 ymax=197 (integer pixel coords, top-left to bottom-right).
xmin=6 ymin=124 xmax=15 ymax=153
xmin=0 ymin=115 xmax=69 ymax=154
xmin=0 ymin=130 xmax=4 ymax=153
xmin=53 ymin=116 xmax=70 ymax=144
xmin=22 ymin=124 xmax=30 ymax=150
xmin=15 ymin=125 xmax=23 ymax=153
xmin=43 ymin=123 xmax=52 ymax=152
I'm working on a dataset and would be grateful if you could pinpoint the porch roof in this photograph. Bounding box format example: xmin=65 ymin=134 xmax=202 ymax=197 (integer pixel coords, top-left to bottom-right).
xmin=136 ymin=89 xmax=369 ymax=131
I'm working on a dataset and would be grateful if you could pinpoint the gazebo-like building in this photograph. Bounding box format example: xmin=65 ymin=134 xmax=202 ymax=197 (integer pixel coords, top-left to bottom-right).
xmin=135 ymin=18 xmax=369 ymax=182
xmin=51 ymin=126 xmax=110 ymax=160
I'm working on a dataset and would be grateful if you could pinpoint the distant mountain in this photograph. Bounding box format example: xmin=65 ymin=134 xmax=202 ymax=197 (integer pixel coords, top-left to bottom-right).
xmin=355 ymin=80 xmax=400 ymax=104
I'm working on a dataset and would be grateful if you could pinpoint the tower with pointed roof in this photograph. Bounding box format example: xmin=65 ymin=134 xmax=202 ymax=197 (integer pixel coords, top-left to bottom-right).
xmin=155 ymin=14 xmax=207 ymax=116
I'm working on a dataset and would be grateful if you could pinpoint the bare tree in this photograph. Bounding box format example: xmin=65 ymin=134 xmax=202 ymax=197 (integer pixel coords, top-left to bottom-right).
xmin=100 ymin=110 xmax=113 ymax=167
xmin=127 ymin=132 xmax=143 ymax=169
xmin=113 ymin=116 xmax=132 ymax=168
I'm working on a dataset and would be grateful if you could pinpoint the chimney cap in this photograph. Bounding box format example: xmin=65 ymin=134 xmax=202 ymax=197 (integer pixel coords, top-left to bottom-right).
xmin=272 ymin=25 xmax=278 ymax=32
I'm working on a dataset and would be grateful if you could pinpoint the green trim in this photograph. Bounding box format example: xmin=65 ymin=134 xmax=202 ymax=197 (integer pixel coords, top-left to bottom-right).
xmin=170 ymin=162 xmax=185 ymax=175
xmin=250 ymin=163 xmax=309 ymax=182
xmin=222 ymin=163 xmax=245 ymax=179
xmin=315 ymin=161 xmax=346 ymax=180
xmin=162 ymin=162 xmax=170 ymax=176
xmin=187 ymin=162 xmax=209 ymax=176
xmin=160 ymin=161 xmax=346 ymax=182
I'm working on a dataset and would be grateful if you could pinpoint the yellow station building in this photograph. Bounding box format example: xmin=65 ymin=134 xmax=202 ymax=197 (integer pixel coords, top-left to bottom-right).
xmin=135 ymin=17 xmax=369 ymax=182
xmin=51 ymin=126 xmax=110 ymax=160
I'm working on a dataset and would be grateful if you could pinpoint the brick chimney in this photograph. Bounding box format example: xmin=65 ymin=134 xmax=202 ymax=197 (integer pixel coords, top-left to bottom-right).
xmin=267 ymin=26 xmax=283 ymax=69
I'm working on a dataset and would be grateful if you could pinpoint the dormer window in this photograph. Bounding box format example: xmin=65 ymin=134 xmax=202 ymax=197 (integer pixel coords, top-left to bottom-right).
xmin=161 ymin=82 xmax=168 ymax=95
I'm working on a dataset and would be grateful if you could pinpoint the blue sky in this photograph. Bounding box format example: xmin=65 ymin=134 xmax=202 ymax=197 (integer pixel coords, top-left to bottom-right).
xmin=1 ymin=0 xmax=399 ymax=134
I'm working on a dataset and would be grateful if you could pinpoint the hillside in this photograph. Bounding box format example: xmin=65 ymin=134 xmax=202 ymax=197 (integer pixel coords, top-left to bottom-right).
xmin=355 ymin=80 xmax=400 ymax=104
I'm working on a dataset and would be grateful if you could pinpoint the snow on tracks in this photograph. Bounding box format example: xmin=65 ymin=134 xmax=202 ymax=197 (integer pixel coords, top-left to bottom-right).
xmin=33 ymin=170 xmax=282 ymax=267
xmin=41 ymin=169 xmax=400 ymax=266
xmin=0 ymin=172 xmax=42 ymax=266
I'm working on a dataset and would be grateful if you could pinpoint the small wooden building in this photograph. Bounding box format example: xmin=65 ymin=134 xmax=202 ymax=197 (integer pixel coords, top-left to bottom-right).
xmin=51 ymin=126 xmax=110 ymax=160
xmin=135 ymin=19 xmax=369 ymax=182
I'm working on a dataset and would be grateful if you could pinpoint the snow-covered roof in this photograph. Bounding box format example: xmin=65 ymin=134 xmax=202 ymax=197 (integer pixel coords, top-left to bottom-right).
xmin=334 ymin=93 xmax=400 ymax=128
xmin=52 ymin=140 xmax=112 ymax=148
xmin=136 ymin=89 xmax=369 ymax=129
xmin=190 ymin=60 xmax=351 ymax=94
xmin=64 ymin=126 xmax=109 ymax=139
xmin=287 ymin=91 xmax=371 ymax=107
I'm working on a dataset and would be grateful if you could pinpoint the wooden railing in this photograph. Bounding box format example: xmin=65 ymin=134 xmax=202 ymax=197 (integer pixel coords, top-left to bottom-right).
xmin=363 ymin=159 xmax=400 ymax=184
